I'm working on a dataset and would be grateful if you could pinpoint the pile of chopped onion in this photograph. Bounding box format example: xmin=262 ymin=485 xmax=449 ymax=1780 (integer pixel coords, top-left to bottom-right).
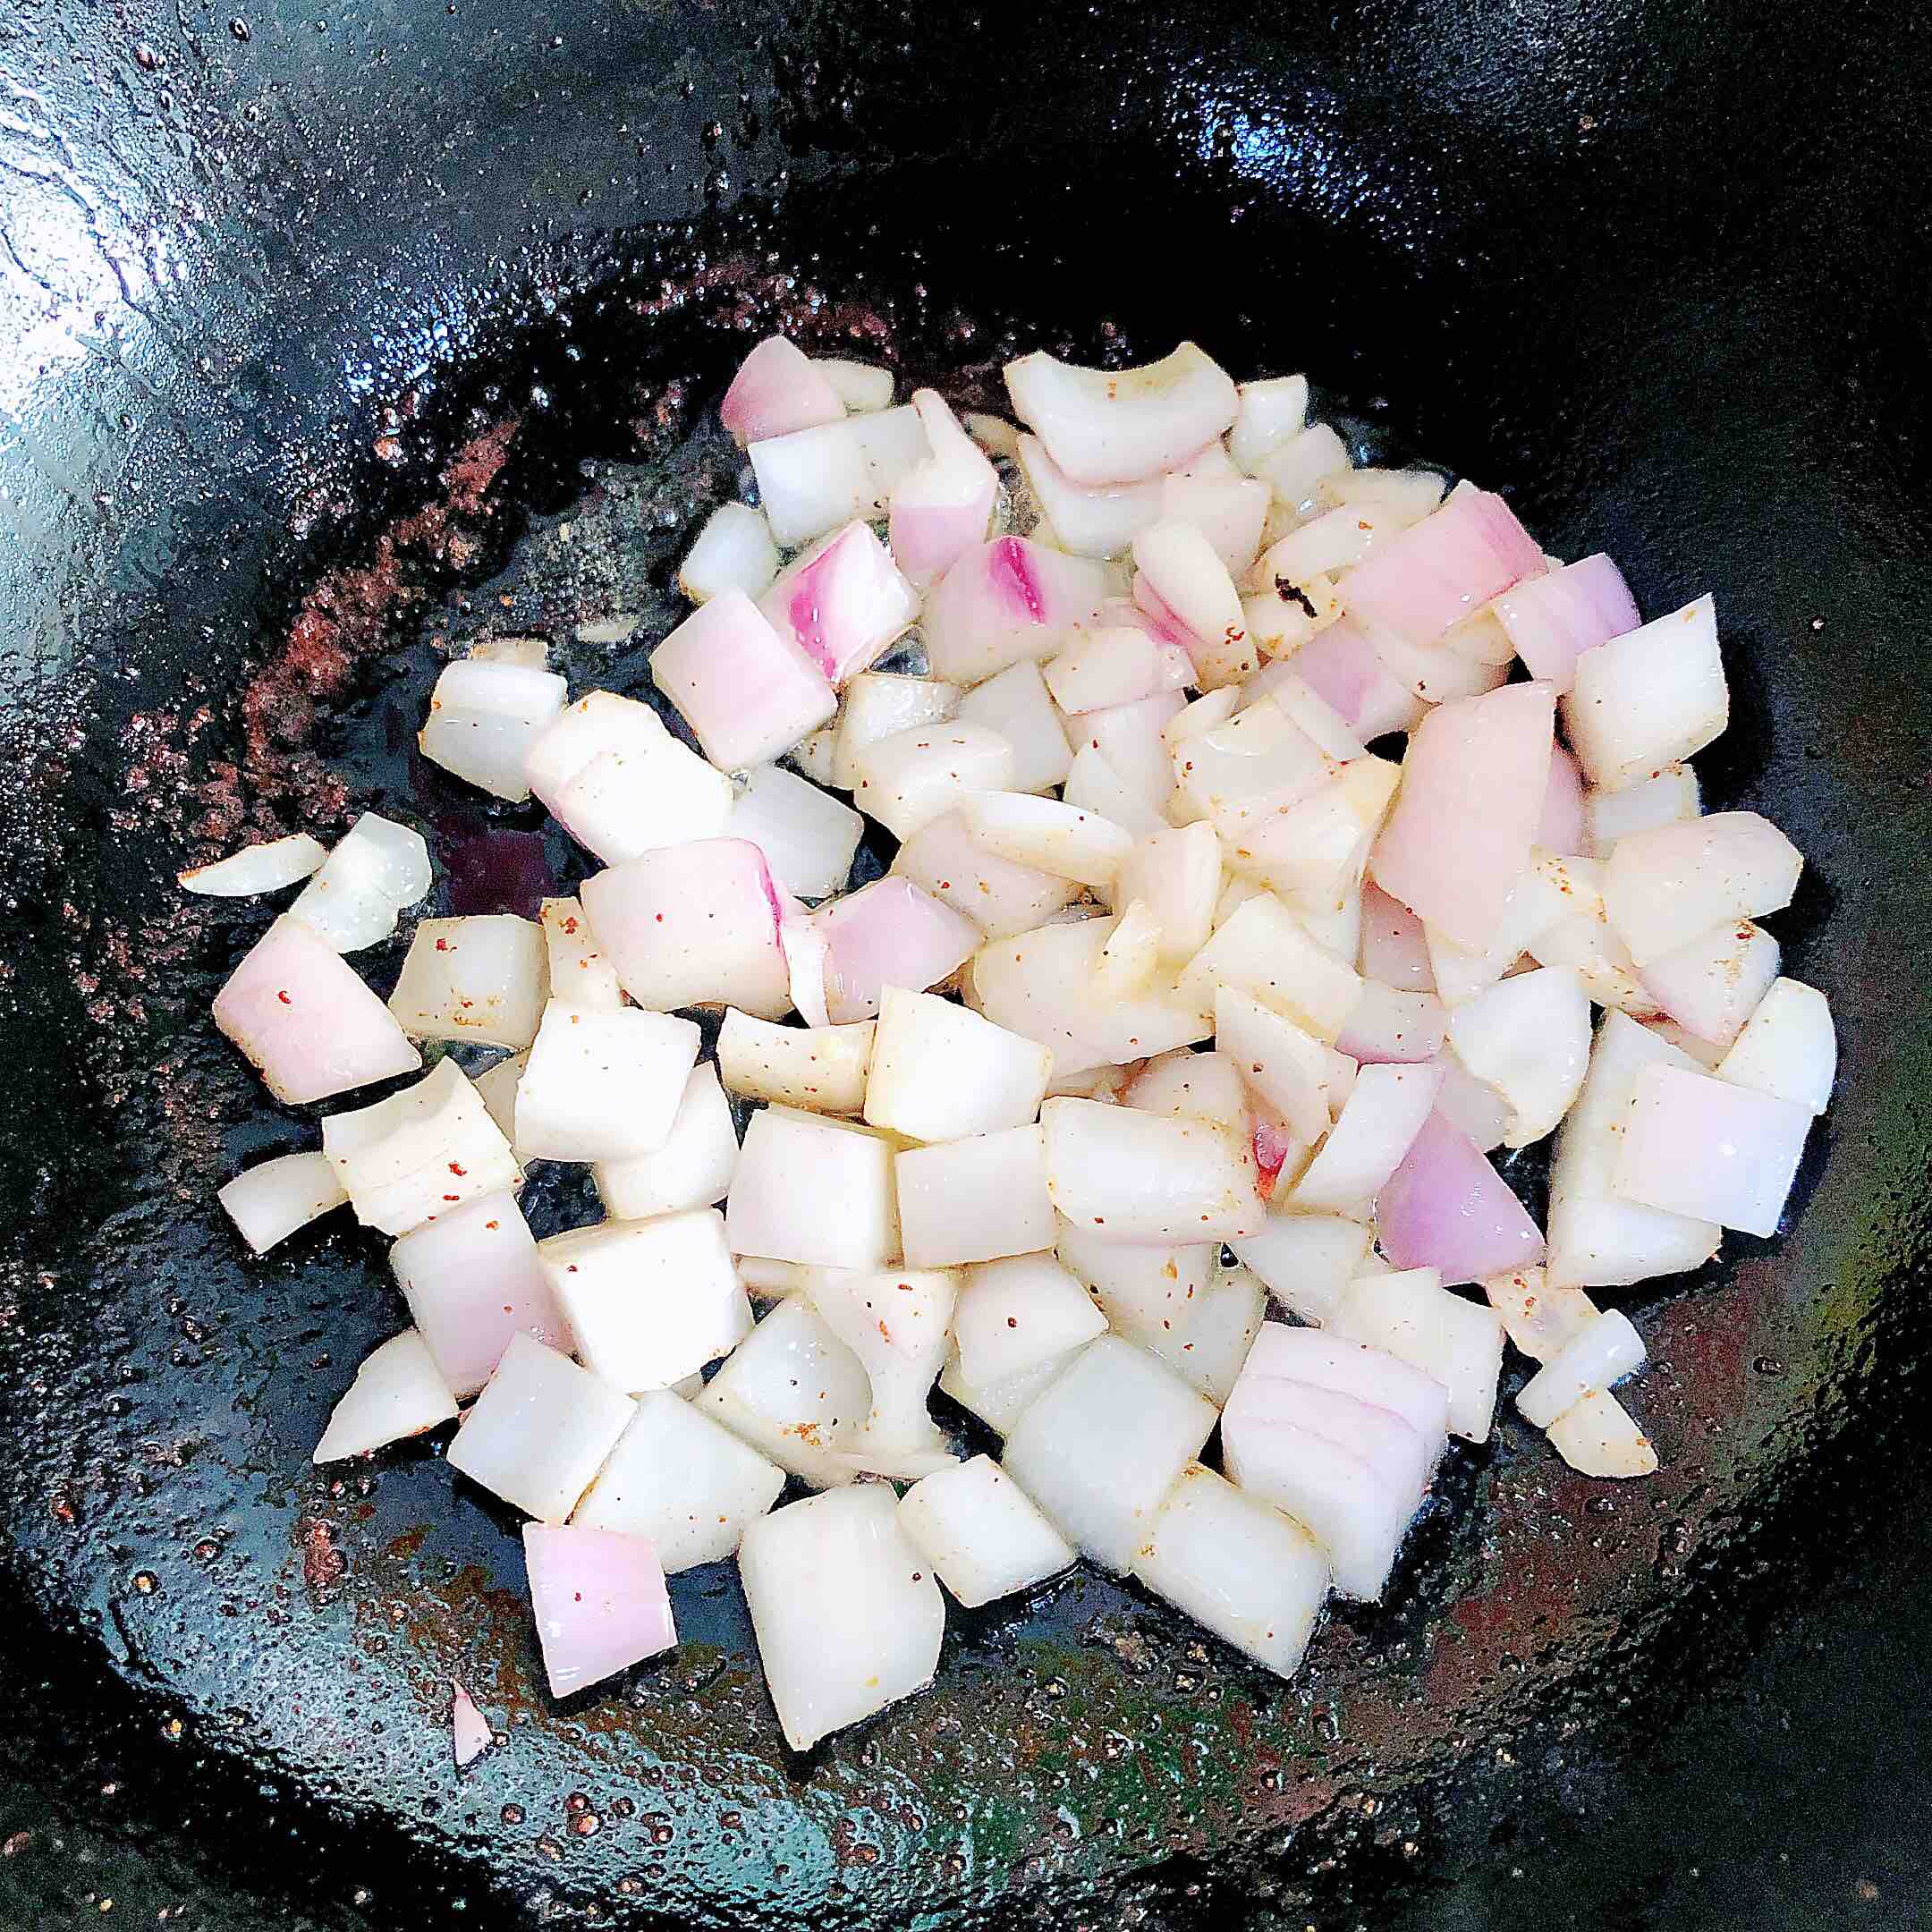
xmin=196 ymin=334 xmax=1835 ymax=1754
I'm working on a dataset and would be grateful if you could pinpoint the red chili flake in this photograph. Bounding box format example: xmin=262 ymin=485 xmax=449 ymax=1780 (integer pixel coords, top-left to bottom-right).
xmin=654 ymin=912 xmax=665 ymax=923
xmin=276 ymin=989 xmax=292 ymax=1004
xmin=562 ymin=916 xmax=580 ymax=934
xmin=448 ymin=1162 xmax=467 ymax=1176
xmin=435 ymin=938 xmax=450 ymax=951
xmin=442 ymin=1193 xmax=461 ymax=1201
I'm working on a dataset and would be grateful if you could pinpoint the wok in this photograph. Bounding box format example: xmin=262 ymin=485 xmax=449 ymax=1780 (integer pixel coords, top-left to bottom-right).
xmin=1 ymin=0 xmax=1928 ymax=1927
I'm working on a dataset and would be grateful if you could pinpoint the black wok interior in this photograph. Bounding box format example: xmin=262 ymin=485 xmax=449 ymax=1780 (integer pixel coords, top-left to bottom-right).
xmin=3 ymin=2 xmax=1931 ymax=1927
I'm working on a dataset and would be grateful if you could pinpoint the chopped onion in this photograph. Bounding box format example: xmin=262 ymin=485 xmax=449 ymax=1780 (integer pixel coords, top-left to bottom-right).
xmin=1044 ymin=617 xmax=1191 ymax=715
xmin=447 ymin=1332 xmax=637 ymax=1521
xmin=1584 ymin=761 xmax=1700 ymax=856
xmin=523 ymin=1521 xmax=679 ymax=1699
xmin=726 ymin=763 xmax=863 ymax=903
xmin=1539 ymin=745 xmax=1589 ymax=856
xmin=1004 ymin=342 xmax=1239 ymax=487
xmin=1370 ymin=681 xmax=1555 ymax=950
xmin=951 ymin=1252 xmax=1108 ymax=1387
xmin=1639 ymin=919 xmax=1781 ymax=1048
xmin=1114 ymin=821 xmax=1221 ymax=967
xmin=650 ymin=589 xmax=837 ymax=774
xmin=1445 ymin=965 xmax=1592 ymax=1147
xmin=1516 ymin=1308 xmax=1647 ymax=1428
xmin=832 ymin=670 xmax=962 ymax=789
xmin=1213 ymin=988 xmax=1348 ymax=1144
xmin=1603 ymin=810 xmax=1802 ymax=966
xmin=1334 ymin=981 xmax=1447 ymax=1066
xmin=1220 ymin=1324 xmax=1447 ymax=1599
xmin=1176 ymin=893 xmax=1361 ymax=1043
xmin=698 ymin=1298 xmax=869 ymax=1487
xmin=718 ymin=1007 xmax=872 ymax=1114
xmin=390 ymin=1189 xmax=571 ymax=1398
xmin=1253 ymin=422 xmax=1351 ymax=520
xmin=312 ymin=1328 xmax=458 ymax=1462
xmin=1331 ymin=1267 xmax=1505 ymax=1442
xmin=953 ymin=659 xmax=1077 ymax=792
xmin=321 ymin=1059 xmax=521 ymax=1237
xmin=1288 ymin=618 xmax=1428 ymax=741
xmin=451 ymin=1682 xmax=493 ymax=1770
xmin=419 ymin=656 xmax=570 ymax=805
xmin=1318 ymin=466 xmax=1446 ymax=525
xmin=539 ymin=1211 xmax=750 ymax=1393
xmin=897 ymin=1455 xmax=1076 ymax=1607
xmin=515 ymin=1001 xmax=702 ymax=1161
xmin=1342 ymin=486 xmax=1546 ymax=645
xmin=1002 ymin=1334 xmax=1216 ymax=1571
xmin=896 ymin=1123 xmax=1056 ymax=1267
xmin=290 ymin=812 xmax=432 ymax=952
xmin=1133 ymin=1462 xmax=1328 ymax=1678
xmin=738 ymin=1486 xmax=944 ymax=1750
xmin=852 ymin=723 xmax=1017 ymax=841
xmin=817 ymin=357 xmax=894 ymax=412
xmin=758 ymin=519 xmax=920 ymax=687
xmin=1287 ymin=1062 xmax=1445 ymax=1213
xmin=1055 ymin=1216 xmax=1216 ymax=1340
xmin=718 ymin=335 xmax=846 ymax=446
xmin=937 ymin=1336 xmax=1081 ymax=1436
xmin=1228 ymin=374 xmax=1309 ymax=474
xmin=1565 ymin=594 xmax=1728 ymax=790
xmin=1040 ymin=1097 xmax=1263 ymax=1244
xmin=1135 ymin=1259 xmax=1267 ymax=1405
xmin=1545 ymin=1010 xmax=1722 ymax=1289
xmin=1132 ymin=520 xmax=1255 ymax=687
xmin=1612 ymin=1062 xmax=1812 ymax=1237
xmin=592 ymin=1062 xmax=740 ymax=1222
xmin=1479 ymin=1264 xmax=1599 ymax=1362
xmin=725 ymin=1106 xmax=900 ymax=1270
xmin=219 ymin=1150 xmax=348 ymax=1256
xmin=1377 ymin=1110 xmax=1546 ymax=1285
xmin=814 ymin=877 xmax=982 ymax=1024
xmin=180 ymin=832 xmax=327 ymax=897
xmin=804 ymin=1265 xmax=959 ymax=1466
xmin=864 ymin=986 xmax=1051 ymax=1143
xmin=888 ymin=390 xmax=1000 ymax=589
xmin=1358 ymin=881 xmax=1436 ymax=992
xmin=749 ymin=403 xmax=931 ymax=547
xmin=893 ymin=808 xmax=1081 ymax=940
xmin=1231 ymin=1212 xmax=1373 ymax=1326
xmin=386 ymin=914 xmax=547 ymax=1051
xmin=960 ymin=790 xmax=1132 ymax=889
xmin=539 ymin=895 xmax=623 ymax=1011
xmin=580 ymin=839 xmax=792 ymax=1020
xmin=678 ymin=501 xmax=780 ymax=605
xmin=923 ymin=536 xmax=1111 ymax=684
xmin=1489 ymin=553 xmax=1640 ymax=693
xmin=572 ymin=1390 xmax=784 ymax=1572
xmin=1545 ymin=1389 xmax=1659 ymax=1479
xmin=1715 ymin=977 xmax=1835 ymax=1114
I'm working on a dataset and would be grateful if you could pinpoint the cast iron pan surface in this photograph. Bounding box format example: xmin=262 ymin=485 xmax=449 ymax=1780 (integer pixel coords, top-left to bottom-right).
xmin=3 ymin=1 xmax=1930 ymax=1927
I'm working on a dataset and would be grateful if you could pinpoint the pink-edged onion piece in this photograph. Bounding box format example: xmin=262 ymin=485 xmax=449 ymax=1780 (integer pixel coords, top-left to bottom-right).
xmin=923 ymin=537 xmax=1110 ymax=685
xmin=1370 ymin=680 xmax=1555 ymax=950
xmin=650 ymin=589 xmax=836 ymax=773
xmin=1564 ymin=594 xmax=1727 ymax=791
xmin=1538 ymin=745 xmax=1589 ymax=855
xmin=213 ymin=914 xmax=421 ymax=1105
xmin=1341 ymin=486 xmax=1547 ymax=644
xmin=718 ymin=335 xmax=846 ymax=447
xmin=758 ymin=519 xmax=920 ymax=687
xmin=180 ymin=832 xmax=327 ymax=897
xmin=522 ymin=1522 xmax=678 ymax=1699
xmin=888 ymin=390 xmax=999 ymax=589
xmin=581 ymin=839 xmax=794 ymax=1020
xmin=1377 ymin=1110 xmax=1546 ymax=1286
xmin=1290 ymin=618 xmax=1428 ymax=741
xmin=813 ymin=877 xmax=981 ymax=1024
xmin=1490 ymin=552 xmax=1640 ymax=694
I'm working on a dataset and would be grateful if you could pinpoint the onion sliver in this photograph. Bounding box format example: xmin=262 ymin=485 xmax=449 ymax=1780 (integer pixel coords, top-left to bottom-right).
xmin=592 ymin=1062 xmax=740 ymax=1222
xmin=1564 ymin=594 xmax=1728 ymax=790
xmin=1715 ymin=977 xmax=1835 ymax=1114
xmin=419 ymin=657 xmax=569 ymax=804
xmin=1489 ymin=553 xmax=1640 ymax=694
xmin=718 ymin=335 xmax=845 ymax=446
xmin=1545 ymin=1388 xmax=1659 ymax=1479
xmin=1230 ymin=1213 xmax=1372 ymax=1327
xmin=180 ymin=832 xmax=327 ymax=897
xmin=312 ymin=1329 xmax=458 ymax=1462
xmin=717 ymin=1008 xmax=873 ymax=1115
xmin=922 ymin=537 xmax=1110 ymax=685
xmin=1516 ymin=1308 xmax=1647 ymax=1428
xmin=1342 ymin=486 xmax=1546 ymax=645
xmin=288 ymin=812 xmax=432 ymax=953
xmin=804 ymin=1266 xmax=959 ymax=1464
xmin=678 ymin=501 xmax=780 ymax=605
xmin=1602 ymin=810 xmax=1802 ymax=966
xmin=953 ymin=659 xmax=1076 ymax=793
xmin=888 ymin=390 xmax=1000 ymax=589
xmin=451 ymin=1682 xmax=493 ymax=1770
xmin=1004 ymin=342 xmax=1239 ymax=487
xmin=1331 ymin=1267 xmax=1505 ymax=1442
xmin=219 ymin=1150 xmax=347 ymax=1256
xmin=1040 ymin=1097 xmax=1263 ymax=1245
xmin=728 ymin=763 xmax=864 ymax=903
xmin=813 ymin=877 xmax=980 ymax=1024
